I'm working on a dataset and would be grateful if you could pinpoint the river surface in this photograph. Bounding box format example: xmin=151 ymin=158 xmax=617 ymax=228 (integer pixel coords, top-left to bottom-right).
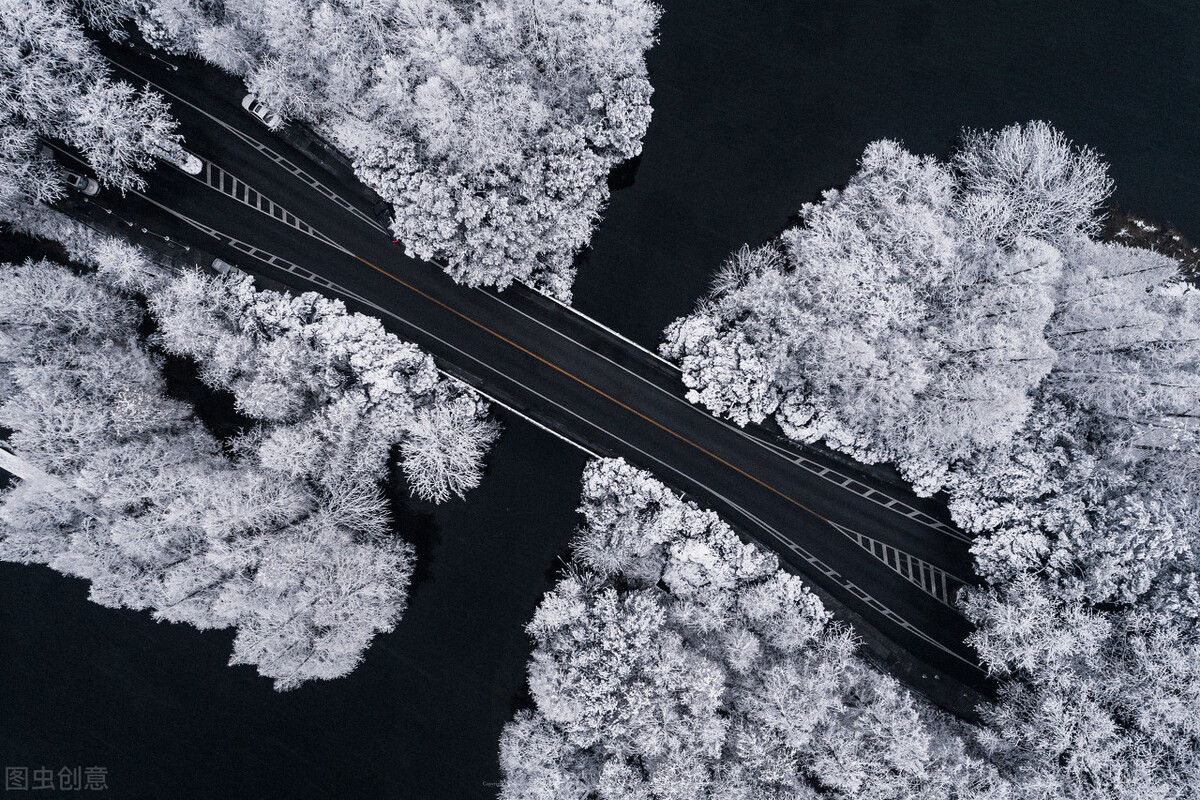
xmin=3 ymin=2 xmax=1198 ymax=798
xmin=577 ymin=0 xmax=1200 ymax=347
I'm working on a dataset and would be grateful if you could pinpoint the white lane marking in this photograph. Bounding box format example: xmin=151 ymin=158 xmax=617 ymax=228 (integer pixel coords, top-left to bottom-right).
xmin=513 ymin=279 xmax=683 ymax=372
xmin=102 ymin=54 xmax=386 ymax=235
xmin=58 ymin=108 xmax=979 ymax=669
xmin=107 ymin=48 xmax=971 ymax=546
xmin=56 ymin=127 xmax=970 ymax=553
xmin=713 ymin=496 xmax=981 ymax=672
xmin=470 ymin=285 xmax=973 ymax=543
xmin=825 ymin=519 xmax=969 ymax=606
xmin=107 ymin=46 xmax=972 ymax=548
xmin=152 ymin=209 xmax=984 ymax=671
xmin=91 ymin=56 xmax=974 ymax=544
xmin=436 ymin=372 xmax=603 ymax=460
xmin=128 ymin=193 xmax=980 ymax=671
xmin=45 ymin=123 xmax=341 ymax=260
xmin=110 ymin=57 xmax=971 ymax=544
xmin=194 ymin=160 xmax=351 ymax=255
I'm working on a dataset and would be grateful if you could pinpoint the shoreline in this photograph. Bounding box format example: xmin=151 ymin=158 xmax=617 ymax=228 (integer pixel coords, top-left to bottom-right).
xmin=1102 ymin=206 xmax=1200 ymax=282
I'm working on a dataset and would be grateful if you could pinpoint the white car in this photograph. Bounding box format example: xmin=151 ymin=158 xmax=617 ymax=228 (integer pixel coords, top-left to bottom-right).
xmin=62 ymin=169 xmax=99 ymax=196
xmin=241 ymin=93 xmax=282 ymax=129
xmin=163 ymin=147 xmax=203 ymax=175
xmin=211 ymin=257 xmax=241 ymax=276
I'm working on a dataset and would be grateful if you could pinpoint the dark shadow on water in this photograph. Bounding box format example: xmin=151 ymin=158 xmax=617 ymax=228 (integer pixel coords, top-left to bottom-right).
xmin=606 ymin=154 xmax=642 ymax=192
xmin=1 ymin=413 xmax=589 ymax=800
xmin=0 ymin=231 xmax=69 ymax=265
xmin=384 ymin=459 xmax=443 ymax=598
xmin=570 ymin=243 xmax=592 ymax=278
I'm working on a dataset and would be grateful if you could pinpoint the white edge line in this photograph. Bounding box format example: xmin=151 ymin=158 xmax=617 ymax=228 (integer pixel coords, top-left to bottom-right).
xmin=481 ymin=286 xmax=971 ymax=543
xmin=52 ymin=135 xmax=973 ymax=563
xmin=107 ymin=49 xmax=971 ymax=547
xmin=514 ymin=278 xmax=681 ymax=372
xmin=105 ymin=46 xmax=972 ymax=549
xmin=102 ymin=54 xmax=386 ymax=235
xmin=156 ymin=206 xmax=976 ymax=670
xmin=436 ymin=370 xmax=602 ymax=460
xmin=240 ymin=235 xmax=983 ymax=674
xmin=47 ymin=101 xmax=980 ymax=670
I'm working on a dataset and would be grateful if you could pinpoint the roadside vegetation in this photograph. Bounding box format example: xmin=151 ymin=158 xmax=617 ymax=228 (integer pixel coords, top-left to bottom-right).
xmin=90 ymin=0 xmax=661 ymax=300
xmin=4 ymin=1 xmax=1197 ymax=793
xmin=0 ymin=212 xmax=497 ymax=690
xmin=6 ymin=0 xmax=661 ymax=300
xmin=1 ymin=0 xmax=506 ymax=689
xmin=499 ymin=459 xmax=1005 ymax=800
xmin=659 ymin=122 xmax=1200 ymax=798
xmin=0 ymin=0 xmax=181 ymax=207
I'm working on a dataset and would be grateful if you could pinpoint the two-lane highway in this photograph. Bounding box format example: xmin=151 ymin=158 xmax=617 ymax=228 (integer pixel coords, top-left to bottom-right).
xmin=81 ymin=41 xmax=990 ymax=697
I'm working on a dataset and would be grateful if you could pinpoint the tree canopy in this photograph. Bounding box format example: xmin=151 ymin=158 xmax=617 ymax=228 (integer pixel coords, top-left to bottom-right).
xmin=0 ymin=0 xmax=180 ymax=207
xmin=0 ymin=240 xmax=497 ymax=689
xmin=661 ymin=122 xmax=1200 ymax=798
xmin=500 ymin=459 xmax=1005 ymax=800
xmin=103 ymin=0 xmax=661 ymax=299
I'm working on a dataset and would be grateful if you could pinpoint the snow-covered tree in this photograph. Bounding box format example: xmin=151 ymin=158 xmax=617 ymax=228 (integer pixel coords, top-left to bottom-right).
xmin=0 ymin=257 xmax=441 ymax=690
xmin=220 ymin=504 xmax=413 ymax=690
xmin=664 ymin=123 xmax=1198 ymax=495
xmin=400 ymin=401 xmax=501 ymax=503
xmin=0 ymin=0 xmax=181 ymax=202
xmin=69 ymin=77 xmax=181 ymax=193
xmin=953 ymin=121 xmax=1113 ymax=246
xmin=663 ymin=135 xmax=1068 ymax=490
xmin=121 ymin=0 xmax=660 ymax=299
xmin=963 ymin=577 xmax=1200 ymax=800
xmin=148 ymin=268 xmax=496 ymax=502
xmin=660 ymin=124 xmax=1200 ymax=797
xmin=499 ymin=459 xmax=1005 ymax=800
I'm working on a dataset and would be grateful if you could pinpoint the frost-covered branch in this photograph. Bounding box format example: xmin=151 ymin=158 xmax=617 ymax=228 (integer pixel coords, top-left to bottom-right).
xmin=121 ymin=0 xmax=661 ymax=299
xmin=499 ymin=459 xmax=1005 ymax=799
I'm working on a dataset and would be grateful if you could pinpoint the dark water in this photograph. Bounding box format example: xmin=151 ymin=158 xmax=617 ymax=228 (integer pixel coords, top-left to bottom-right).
xmin=4 ymin=2 xmax=1199 ymax=798
xmin=1 ymin=413 xmax=587 ymax=799
xmin=577 ymin=0 xmax=1200 ymax=347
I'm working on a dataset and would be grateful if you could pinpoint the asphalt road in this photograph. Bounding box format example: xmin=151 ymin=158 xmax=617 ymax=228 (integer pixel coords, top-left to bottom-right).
xmin=65 ymin=40 xmax=990 ymax=698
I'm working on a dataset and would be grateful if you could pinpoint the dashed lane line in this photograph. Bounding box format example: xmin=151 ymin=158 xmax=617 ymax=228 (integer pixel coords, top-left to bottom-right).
xmin=140 ymin=147 xmax=979 ymax=595
xmin=102 ymin=54 xmax=387 ymax=235
xmin=51 ymin=116 xmax=977 ymax=659
xmin=473 ymin=284 xmax=973 ymax=544
xmin=109 ymin=45 xmax=969 ymax=546
xmin=107 ymin=47 xmax=973 ymax=545
xmin=55 ymin=129 xmax=970 ymax=558
xmin=195 ymin=158 xmax=970 ymax=551
xmin=127 ymin=197 xmax=982 ymax=674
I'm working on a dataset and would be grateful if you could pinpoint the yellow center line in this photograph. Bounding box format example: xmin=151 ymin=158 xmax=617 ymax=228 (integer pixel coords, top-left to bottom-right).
xmin=349 ymin=253 xmax=833 ymax=527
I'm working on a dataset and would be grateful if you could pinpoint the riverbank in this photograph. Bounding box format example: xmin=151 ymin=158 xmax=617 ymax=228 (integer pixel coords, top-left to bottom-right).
xmin=1103 ymin=206 xmax=1200 ymax=281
